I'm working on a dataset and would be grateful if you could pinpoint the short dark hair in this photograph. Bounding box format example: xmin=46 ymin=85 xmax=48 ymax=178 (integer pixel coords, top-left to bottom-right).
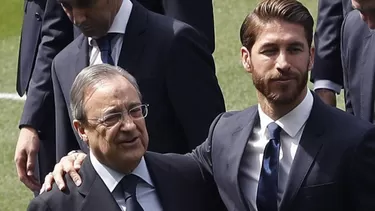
xmin=240 ymin=0 xmax=314 ymax=50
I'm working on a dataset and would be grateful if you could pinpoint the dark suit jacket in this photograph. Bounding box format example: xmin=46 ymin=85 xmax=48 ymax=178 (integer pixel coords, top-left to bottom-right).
xmin=310 ymin=0 xmax=352 ymax=86
xmin=27 ymin=152 xmax=227 ymax=211
xmin=51 ymin=2 xmax=225 ymax=160
xmin=17 ymin=0 xmax=77 ymax=185
xmin=341 ymin=10 xmax=375 ymax=122
xmin=192 ymin=93 xmax=375 ymax=211
xmin=137 ymin=0 xmax=214 ymax=53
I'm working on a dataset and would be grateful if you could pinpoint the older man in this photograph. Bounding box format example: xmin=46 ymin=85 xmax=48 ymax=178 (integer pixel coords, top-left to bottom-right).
xmin=28 ymin=64 xmax=226 ymax=211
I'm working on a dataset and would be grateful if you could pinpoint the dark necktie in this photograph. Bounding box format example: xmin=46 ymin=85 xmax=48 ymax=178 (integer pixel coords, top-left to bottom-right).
xmin=120 ymin=174 xmax=144 ymax=211
xmin=256 ymin=122 xmax=282 ymax=211
xmin=95 ymin=33 xmax=116 ymax=65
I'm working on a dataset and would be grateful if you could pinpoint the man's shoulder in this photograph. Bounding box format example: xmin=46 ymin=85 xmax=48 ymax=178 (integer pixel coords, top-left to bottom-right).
xmin=145 ymin=10 xmax=205 ymax=46
xmin=147 ymin=11 xmax=194 ymax=34
xmin=212 ymin=106 xmax=258 ymax=130
xmin=28 ymin=175 xmax=81 ymax=211
xmin=145 ymin=152 xmax=207 ymax=180
xmin=342 ymin=10 xmax=372 ymax=42
xmin=53 ymin=34 xmax=85 ymax=65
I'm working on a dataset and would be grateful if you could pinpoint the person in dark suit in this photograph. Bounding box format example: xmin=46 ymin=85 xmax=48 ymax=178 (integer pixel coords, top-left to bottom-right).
xmin=191 ymin=0 xmax=375 ymax=210
xmin=14 ymin=0 xmax=76 ymax=192
xmin=341 ymin=1 xmax=375 ymax=122
xmin=28 ymin=64 xmax=226 ymax=211
xmin=310 ymin=0 xmax=352 ymax=106
xmin=52 ymin=0 xmax=225 ymax=162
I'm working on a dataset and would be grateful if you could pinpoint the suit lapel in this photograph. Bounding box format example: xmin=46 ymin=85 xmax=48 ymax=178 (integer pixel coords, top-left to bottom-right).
xmin=78 ymin=156 xmax=122 ymax=211
xmin=279 ymin=95 xmax=326 ymax=211
xmin=360 ymin=32 xmax=375 ymax=122
xmin=225 ymin=107 xmax=258 ymax=211
xmin=143 ymin=152 xmax=181 ymax=211
xmin=117 ymin=1 xmax=147 ymax=74
xmin=75 ymin=35 xmax=89 ymax=75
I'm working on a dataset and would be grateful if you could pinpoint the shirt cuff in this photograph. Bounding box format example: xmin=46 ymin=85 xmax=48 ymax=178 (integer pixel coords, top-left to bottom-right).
xmin=313 ymin=80 xmax=342 ymax=94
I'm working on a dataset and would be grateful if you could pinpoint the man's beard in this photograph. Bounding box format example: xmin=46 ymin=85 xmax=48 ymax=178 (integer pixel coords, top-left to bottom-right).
xmin=252 ymin=66 xmax=309 ymax=105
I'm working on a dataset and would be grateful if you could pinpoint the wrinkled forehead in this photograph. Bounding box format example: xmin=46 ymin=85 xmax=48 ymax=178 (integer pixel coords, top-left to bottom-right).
xmin=84 ymin=78 xmax=140 ymax=113
xmin=89 ymin=76 xmax=139 ymax=102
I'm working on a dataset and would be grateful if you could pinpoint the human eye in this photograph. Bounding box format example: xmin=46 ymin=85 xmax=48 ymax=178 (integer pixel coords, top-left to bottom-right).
xmin=101 ymin=113 xmax=122 ymax=126
xmin=287 ymin=46 xmax=303 ymax=54
xmin=129 ymin=105 xmax=143 ymax=119
xmin=260 ymin=48 xmax=278 ymax=56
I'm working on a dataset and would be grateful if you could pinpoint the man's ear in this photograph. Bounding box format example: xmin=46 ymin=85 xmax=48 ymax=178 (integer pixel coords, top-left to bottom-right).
xmin=73 ymin=120 xmax=88 ymax=144
xmin=241 ymin=46 xmax=252 ymax=73
xmin=308 ymin=46 xmax=315 ymax=71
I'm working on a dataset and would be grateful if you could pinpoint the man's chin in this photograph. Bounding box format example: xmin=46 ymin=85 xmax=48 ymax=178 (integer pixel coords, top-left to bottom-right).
xmin=266 ymin=91 xmax=298 ymax=105
xmin=81 ymin=30 xmax=102 ymax=39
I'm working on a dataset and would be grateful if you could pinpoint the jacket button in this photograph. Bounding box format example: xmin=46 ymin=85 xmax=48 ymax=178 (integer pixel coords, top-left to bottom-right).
xmin=35 ymin=12 xmax=41 ymax=21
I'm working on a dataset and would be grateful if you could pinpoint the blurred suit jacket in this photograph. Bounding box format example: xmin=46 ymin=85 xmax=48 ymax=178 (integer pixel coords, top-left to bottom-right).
xmin=310 ymin=0 xmax=352 ymax=87
xmin=341 ymin=10 xmax=375 ymax=122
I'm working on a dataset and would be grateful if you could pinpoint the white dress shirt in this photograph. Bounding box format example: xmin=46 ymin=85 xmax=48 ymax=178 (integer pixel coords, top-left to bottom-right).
xmin=90 ymin=151 xmax=163 ymax=211
xmin=239 ymin=90 xmax=314 ymax=211
xmin=313 ymin=79 xmax=342 ymax=94
xmin=88 ymin=0 xmax=133 ymax=65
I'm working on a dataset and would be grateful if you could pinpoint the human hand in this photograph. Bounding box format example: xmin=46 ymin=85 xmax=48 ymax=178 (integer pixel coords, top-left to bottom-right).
xmin=14 ymin=127 xmax=41 ymax=191
xmin=40 ymin=151 xmax=86 ymax=193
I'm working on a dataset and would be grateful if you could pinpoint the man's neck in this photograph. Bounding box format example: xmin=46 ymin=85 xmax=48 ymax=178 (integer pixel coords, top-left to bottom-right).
xmin=258 ymin=88 xmax=308 ymax=120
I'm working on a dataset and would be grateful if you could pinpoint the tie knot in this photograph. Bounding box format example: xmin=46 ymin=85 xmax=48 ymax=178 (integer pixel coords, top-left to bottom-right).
xmin=120 ymin=174 xmax=140 ymax=195
xmin=95 ymin=33 xmax=116 ymax=51
xmin=267 ymin=122 xmax=281 ymax=140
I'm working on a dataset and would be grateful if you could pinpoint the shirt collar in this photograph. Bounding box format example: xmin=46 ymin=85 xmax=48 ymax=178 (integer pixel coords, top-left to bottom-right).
xmin=88 ymin=0 xmax=133 ymax=46
xmin=90 ymin=150 xmax=154 ymax=193
xmin=258 ymin=89 xmax=314 ymax=138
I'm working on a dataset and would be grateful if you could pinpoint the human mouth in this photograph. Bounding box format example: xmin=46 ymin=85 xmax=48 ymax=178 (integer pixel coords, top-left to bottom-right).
xmin=118 ymin=137 xmax=139 ymax=145
xmin=272 ymin=77 xmax=293 ymax=82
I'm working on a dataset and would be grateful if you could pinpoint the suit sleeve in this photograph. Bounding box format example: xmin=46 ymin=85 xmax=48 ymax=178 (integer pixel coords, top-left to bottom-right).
xmin=202 ymin=168 xmax=228 ymax=211
xmin=27 ymin=198 xmax=52 ymax=211
xmin=165 ymin=25 xmax=225 ymax=151
xmin=189 ymin=113 xmax=224 ymax=175
xmin=310 ymin=0 xmax=345 ymax=87
xmin=19 ymin=0 xmax=74 ymax=132
xmin=350 ymin=127 xmax=375 ymax=209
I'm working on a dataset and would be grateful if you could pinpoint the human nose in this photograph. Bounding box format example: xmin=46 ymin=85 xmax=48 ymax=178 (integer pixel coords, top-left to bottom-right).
xmin=275 ymin=51 xmax=291 ymax=71
xmin=119 ymin=113 xmax=137 ymax=132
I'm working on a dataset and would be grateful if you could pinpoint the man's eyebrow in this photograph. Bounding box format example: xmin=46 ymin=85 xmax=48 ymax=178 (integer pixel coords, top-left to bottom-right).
xmin=128 ymin=102 xmax=142 ymax=108
xmin=288 ymin=41 xmax=305 ymax=48
xmin=259 ymin=42 xmax=278 ymax=48
xmin=259 ymin=41 xmax=305 ymax=48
